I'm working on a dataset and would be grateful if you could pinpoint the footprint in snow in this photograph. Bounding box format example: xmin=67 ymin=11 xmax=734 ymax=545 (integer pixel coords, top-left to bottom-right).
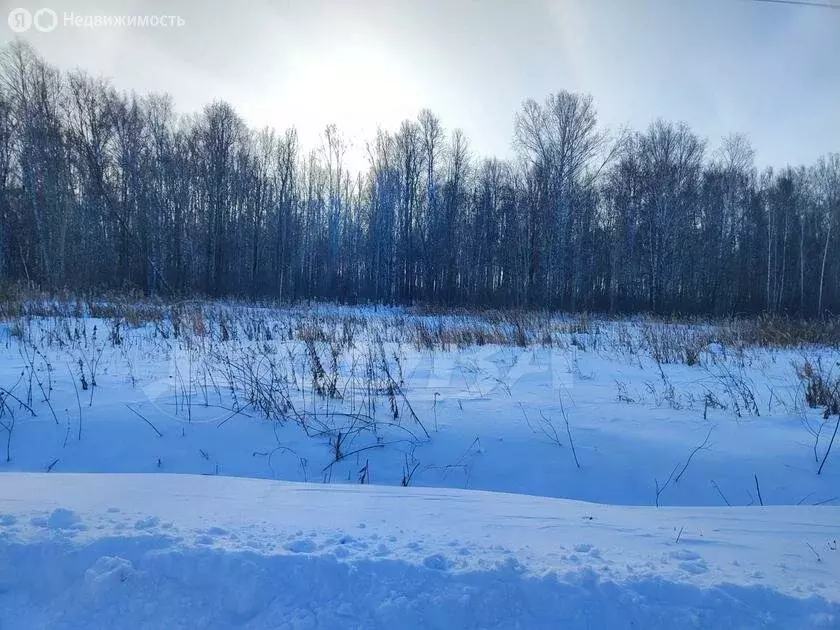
xmin=285 ymin=538 xmax=317 ymax=553
xmin=670 ymin=548 xmax=708 ymax=574
xmin=669 ymin=549 xmax=701 ymax=561
xmin=423 ymin=554 xmax=450 ymax=570
xmin=679 ymin=559 xmax=709 ymax=574
xmin=134 ymin=516 xmax=160 ymax=530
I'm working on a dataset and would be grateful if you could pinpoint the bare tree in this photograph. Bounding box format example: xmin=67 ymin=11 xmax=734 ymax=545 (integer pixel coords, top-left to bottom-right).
xmin=0 ymin=42 xmax=838 ymax=316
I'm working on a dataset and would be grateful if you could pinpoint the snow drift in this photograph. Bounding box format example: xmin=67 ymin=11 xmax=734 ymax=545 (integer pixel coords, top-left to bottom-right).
xmin=0 ymin=473 xmax=837 ymax=629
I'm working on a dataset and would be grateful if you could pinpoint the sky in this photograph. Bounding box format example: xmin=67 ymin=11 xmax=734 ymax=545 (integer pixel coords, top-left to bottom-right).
xmin=1 ymin=0 xmax=839 ymax=172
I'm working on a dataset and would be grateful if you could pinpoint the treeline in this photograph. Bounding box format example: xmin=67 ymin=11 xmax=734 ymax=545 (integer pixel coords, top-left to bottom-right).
xmin=0 ymin=41 xmax=838 ymax=315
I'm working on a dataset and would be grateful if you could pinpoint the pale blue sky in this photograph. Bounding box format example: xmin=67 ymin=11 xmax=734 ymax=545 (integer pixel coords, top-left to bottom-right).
xmin=2 ymin=0 xmax=839 ymax=170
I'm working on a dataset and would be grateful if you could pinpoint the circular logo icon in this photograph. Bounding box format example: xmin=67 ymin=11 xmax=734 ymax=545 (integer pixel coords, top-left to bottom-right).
xmin=7 ymin=8 xmax=32 ymax=32
xmin=33 ymin=8 xmax=57 ymax=32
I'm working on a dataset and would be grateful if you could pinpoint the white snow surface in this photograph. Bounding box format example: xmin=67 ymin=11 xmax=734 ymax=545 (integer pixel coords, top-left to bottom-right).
xmin=0 ymin=473 xmax=838 ymax=629
xmin=0 ymin=306 xmax=839 ymax=627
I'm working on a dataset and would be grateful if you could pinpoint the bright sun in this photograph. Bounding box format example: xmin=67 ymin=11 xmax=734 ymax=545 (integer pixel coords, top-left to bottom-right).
xmin=255 ymin=37 xmax=424 ymax=171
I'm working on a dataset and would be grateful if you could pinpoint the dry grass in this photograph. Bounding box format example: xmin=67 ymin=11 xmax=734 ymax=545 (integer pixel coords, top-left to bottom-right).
xmin=796 ymin=359 xmax=840 ymax=417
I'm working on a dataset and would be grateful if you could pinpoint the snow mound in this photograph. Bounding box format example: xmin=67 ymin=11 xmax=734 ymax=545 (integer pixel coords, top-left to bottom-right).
xmin=2 ymin=538 xmax=837 ymax=629
xmin=0 ymin=473 xmax=837 ymax=629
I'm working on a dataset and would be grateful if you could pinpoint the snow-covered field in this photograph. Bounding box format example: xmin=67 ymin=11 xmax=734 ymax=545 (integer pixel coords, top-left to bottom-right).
xmin=0 ymin=303 xmax=838 ymax=628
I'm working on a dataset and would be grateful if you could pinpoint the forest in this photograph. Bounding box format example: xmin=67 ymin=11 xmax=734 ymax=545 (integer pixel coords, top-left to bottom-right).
xmin=0 ymin=40 xmax=838 ymax=315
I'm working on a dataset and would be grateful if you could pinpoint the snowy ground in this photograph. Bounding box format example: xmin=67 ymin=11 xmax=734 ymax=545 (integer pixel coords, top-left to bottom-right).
xmin=1 ymin=474 xmax=838 ymax=629
xmin=0 ymin=303 xmax=838 ymax=627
